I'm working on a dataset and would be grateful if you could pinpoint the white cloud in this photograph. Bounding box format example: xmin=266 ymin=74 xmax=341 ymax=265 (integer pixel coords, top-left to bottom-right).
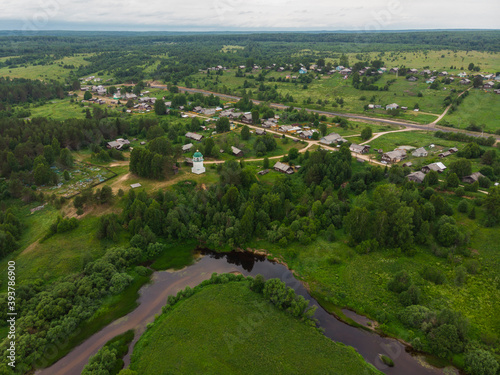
xmin=0 ymin=0 xmax=498 ymax=30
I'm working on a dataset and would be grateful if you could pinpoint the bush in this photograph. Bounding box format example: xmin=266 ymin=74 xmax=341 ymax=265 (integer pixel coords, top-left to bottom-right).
xmin=465 ymin=349 xmax=499 ymax=375
xmin=465 ymin=260 xmax=480 ymax=274
xmin=399 ymin=305 xmax=432 ymax=328
xmin=455 ymin=266 xmax=467 ymax=287
xmin=388 ymin=270 xmax=411 ymax=293
xmin=428 ymin=324 xmax=464 ymax=358
xmin=421 ymin=266 xmax=446 ymax=285
xmin=457 ymin=199 xmax=469 ymax=213
xmin=455 ymin=187 xmax=465 ymax=197
xmin=399 ymin=284 xmax=421 ymax=306
xmin=250 ymin=274 xmax=266 ymax=293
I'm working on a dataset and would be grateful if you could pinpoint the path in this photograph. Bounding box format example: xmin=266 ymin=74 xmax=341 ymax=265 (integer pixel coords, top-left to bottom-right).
xmin=360 ymin=128 xmax=419 ymax=145
xmin=430 ymin=87 xmax=472 ymax=125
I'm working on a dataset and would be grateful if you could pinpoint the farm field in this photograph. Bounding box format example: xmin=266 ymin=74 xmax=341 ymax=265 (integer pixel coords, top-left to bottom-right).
xmin=130 ymin=281 xmax=382 ymax=375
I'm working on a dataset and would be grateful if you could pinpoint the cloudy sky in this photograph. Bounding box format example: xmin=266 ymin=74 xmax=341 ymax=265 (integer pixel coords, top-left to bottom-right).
xmin=0 ymin=0 xmax=498 ymax=31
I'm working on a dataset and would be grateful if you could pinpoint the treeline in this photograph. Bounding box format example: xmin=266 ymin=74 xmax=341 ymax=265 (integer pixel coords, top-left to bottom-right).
xmin=344 ymin=183 xmax=469 ymax=254
xmin=0 ymin=208 xmax=23 ymax=257
xmin=0 ymin=246 xmax=144 ymax=373
xmin=0 ymin=115 xmax=169 ymax=188
xmin=0 ymin=77 xmax=66 ymax=106
xmin=434 ymin=131 xmax=496 ymax=147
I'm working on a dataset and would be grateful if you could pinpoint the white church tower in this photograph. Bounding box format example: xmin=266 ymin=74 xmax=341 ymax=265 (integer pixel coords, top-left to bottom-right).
xmin=191 ymin=150 xmax=205 ymax=174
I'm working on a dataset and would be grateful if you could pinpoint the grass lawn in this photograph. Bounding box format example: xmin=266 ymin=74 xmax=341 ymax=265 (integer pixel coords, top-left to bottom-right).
xmin=130 ymin=282 xmax=381 ymax=375
xmin=439 ymin=89 xmax=500 ymax=134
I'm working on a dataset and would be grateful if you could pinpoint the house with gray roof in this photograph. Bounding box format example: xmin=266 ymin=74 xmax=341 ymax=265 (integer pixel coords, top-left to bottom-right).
xmin=407 ymin=171 xmax=426 ymax=184
xmin=412 ymin=147 xmax=428 ymax=157
xmin=320 ymin=133 xmax=346 ymax=145
xmin=273 ymin=161 xmax=294 ymax=174
xmin=422 ymin=162 xmax=447 ymax=173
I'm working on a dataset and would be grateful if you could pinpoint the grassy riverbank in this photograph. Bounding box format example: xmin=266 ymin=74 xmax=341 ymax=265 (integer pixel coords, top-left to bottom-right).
xmin=130 ymin=281 xmax=382 ymax=375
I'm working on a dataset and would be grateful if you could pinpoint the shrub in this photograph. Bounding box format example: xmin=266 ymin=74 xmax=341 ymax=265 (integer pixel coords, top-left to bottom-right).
xmin=399 ymin=284 xmax=421 ymax=306
xmin=455 ymin=266 xmax=467 ymax=287
xmin=464 ymin=260 xmax=480 ymax=274
xmin=465 ymin=349 xmax=499 ymax=375
xmin=399 ymin=305 xmax=432 ymax=328
xmin=455 ymin=187 xmax=465 ymax=197
xmin=421 ymin=266 xmax=446 ymax=285
xmin=388 ymin=270 xmax=411 ymax=293
xmin=457 ymin=200 xmax=469 ymax=213
xmin=250 ymin=274 xmax=266 ymax=293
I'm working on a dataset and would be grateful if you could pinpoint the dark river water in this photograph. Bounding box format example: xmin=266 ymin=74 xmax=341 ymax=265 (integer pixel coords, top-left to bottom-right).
xmin=37 ymin=250 xmax=455 ymax=375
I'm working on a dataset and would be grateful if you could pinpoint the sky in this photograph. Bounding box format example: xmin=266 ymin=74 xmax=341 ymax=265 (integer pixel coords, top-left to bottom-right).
xmin=0 ymin=0 xmax=498 ymax=31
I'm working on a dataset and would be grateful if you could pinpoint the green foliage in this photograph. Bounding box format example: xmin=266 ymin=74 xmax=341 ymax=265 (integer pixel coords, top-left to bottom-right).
xmin=216 ymin=117 xmax=230 ymax=133
xmin=388 ymin=270 xmax=411 ymax=294
xmin=240 ymin=125 xmax=250 ymax=140
xmin=154 ymin=99 xmax=166 ymax=115
xmin=97 ymin=214 xmax=120 ymax=241
xmin=424 ymin=170 xmax=439 ymax=186
xmin=82 ymin=330 xmax=135 ymax=375
xmin=380 ymin=355 xmax=394 ymax=367
xmin=421 ymin=266 xmax=446 ymax=285
xmin=262 ymin=278 xmax=317 ymax=323
xmin=484 ymin=186 xmax=500 ymax=226
xmin=360 ymin=126 xmax=373 ymax=141
xmin=446 ymin=172 xmax=460 ymax=188
xmin=465 ymin=349 xmax=499 ymax=375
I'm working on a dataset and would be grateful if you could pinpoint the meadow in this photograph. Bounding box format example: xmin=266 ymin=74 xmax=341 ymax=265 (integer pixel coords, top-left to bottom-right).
xmin=440 ymin=89 xmax=500 ymax=133
xmin=0 ymin=54 xmax=91 ymax=81
xmin=187 ymin=69 xmax=464 ymax=122
xmin=130 ymin=281 xmax=382 ymax=375
xmin=333 ymin=50 xmax=500 ymax=74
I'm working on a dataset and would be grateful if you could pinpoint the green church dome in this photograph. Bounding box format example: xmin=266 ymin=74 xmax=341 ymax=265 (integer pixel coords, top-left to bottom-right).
xmin=193 ymin=150 xmax=203 ymax=158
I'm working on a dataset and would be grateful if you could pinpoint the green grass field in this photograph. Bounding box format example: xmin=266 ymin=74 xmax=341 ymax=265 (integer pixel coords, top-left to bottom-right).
xmin=28 ymin=98 xmax=88 ymax=120
xmin=328 ymin=50 xmax=500 ymax=74
xmin=0 ymin=205 xmax=129 ymax=292
xmin=439 ymin=89 xmax=500 ymax=133
xmin=188 ymin=69 xmax=463 ymax=122
xmin=130 ymin=282 xmax=381 ymax=375
xmin=0 ymin=55 xmax=91 ymax=81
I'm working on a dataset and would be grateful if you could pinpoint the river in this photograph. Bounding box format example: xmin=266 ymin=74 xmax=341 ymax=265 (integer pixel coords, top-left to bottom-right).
xmin=37 ymin=249 xmax=455 ymax=375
